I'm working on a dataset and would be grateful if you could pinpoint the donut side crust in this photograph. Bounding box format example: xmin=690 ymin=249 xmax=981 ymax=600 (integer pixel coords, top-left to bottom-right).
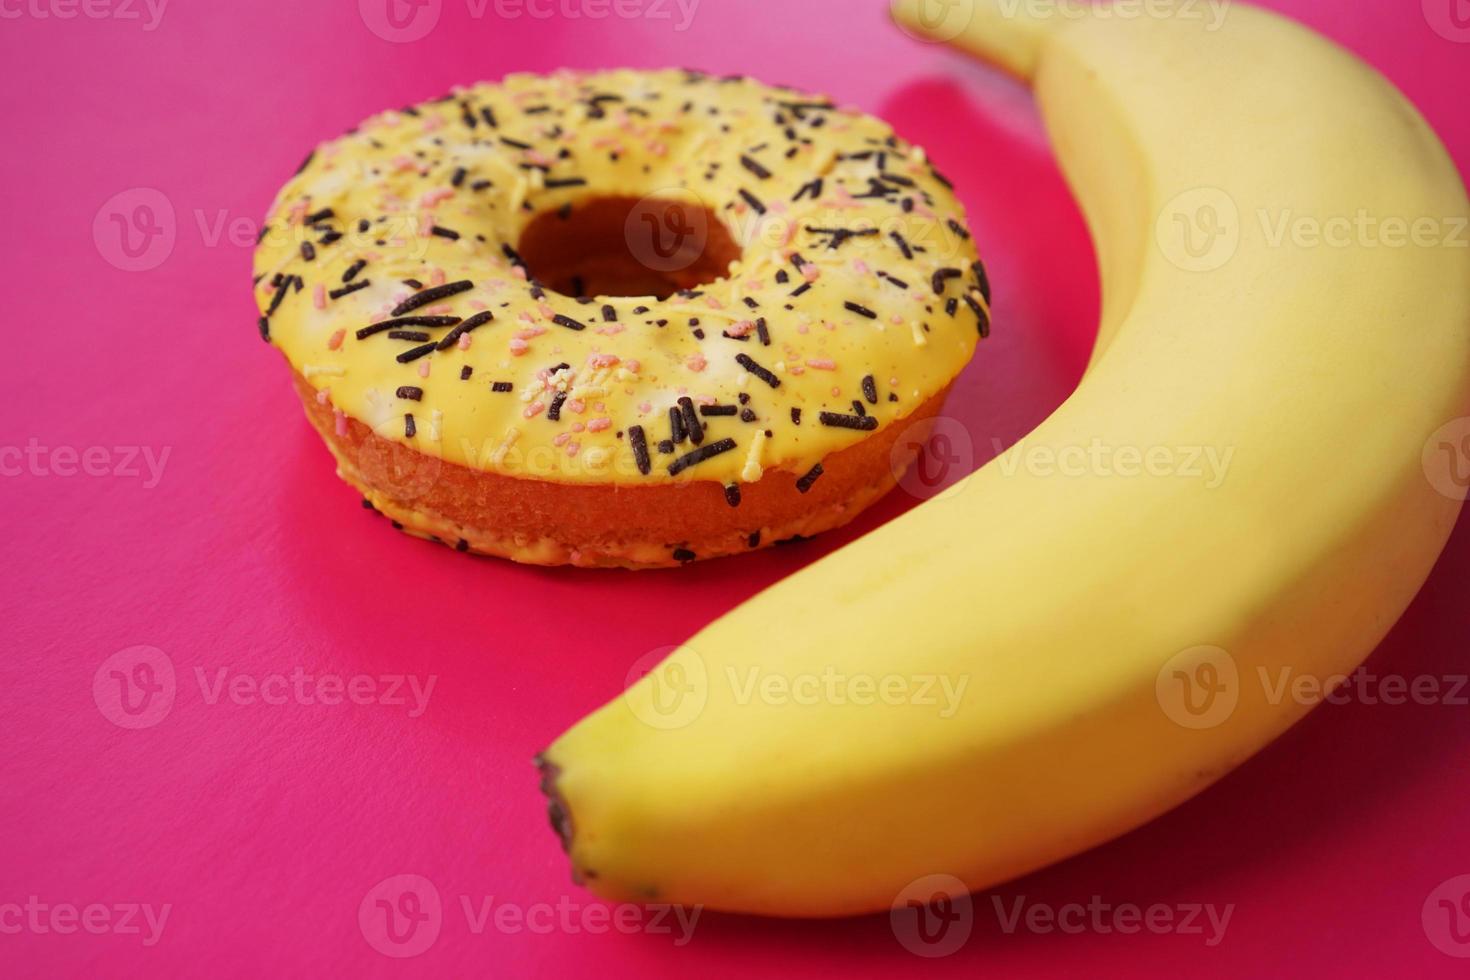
xmin=293 ymin=372 xmax=953 ymax=569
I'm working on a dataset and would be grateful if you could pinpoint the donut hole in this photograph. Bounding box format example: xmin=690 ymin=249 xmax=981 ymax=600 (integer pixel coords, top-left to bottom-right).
xmin=517 ymin=196 xmax=741 ymax=300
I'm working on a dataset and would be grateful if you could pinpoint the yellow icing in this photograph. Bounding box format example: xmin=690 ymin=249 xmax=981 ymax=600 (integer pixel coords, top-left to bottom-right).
xmin=254 ymin=68 xmax=985 ymax=486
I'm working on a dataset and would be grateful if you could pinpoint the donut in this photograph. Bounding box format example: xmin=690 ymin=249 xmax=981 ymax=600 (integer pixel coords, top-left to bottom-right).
xmin=253 ymin=69 xmax=990 ymax=569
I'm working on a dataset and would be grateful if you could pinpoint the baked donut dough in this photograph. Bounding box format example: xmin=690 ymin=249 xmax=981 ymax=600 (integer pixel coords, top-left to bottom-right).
xmin=254 ymin=69 xmax=989 ymax=568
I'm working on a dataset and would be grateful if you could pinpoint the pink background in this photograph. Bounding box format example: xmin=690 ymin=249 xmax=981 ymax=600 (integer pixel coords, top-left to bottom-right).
xmin=5 ymin=0 xmax=1470 ymax=974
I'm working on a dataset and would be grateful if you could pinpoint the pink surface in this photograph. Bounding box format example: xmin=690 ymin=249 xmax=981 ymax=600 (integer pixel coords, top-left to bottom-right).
xmin=4 ymin=0 xmax=1469 ymax=975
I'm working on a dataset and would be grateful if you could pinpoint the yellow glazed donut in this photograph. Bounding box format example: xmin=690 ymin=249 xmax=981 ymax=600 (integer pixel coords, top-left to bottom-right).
xmin=253 ymin=69 xmax=989 ymax=569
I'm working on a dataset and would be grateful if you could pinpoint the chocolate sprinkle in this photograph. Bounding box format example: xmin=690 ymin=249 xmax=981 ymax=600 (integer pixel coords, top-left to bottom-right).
xmin=492 ymin=381 xmax=514 ymax=392
xmin=396 ymin=343 xmax=437 ymax=364
xmin=668 ymin=438 xmax=737 ymax=476
xmin=724 ymin=484 xmax=742 ymax=508
xmin=738 ymin=188 xmax=767 ymax=215
xmin=342 ymin=259 xmax=367 ymax=282
xmin=862 ymin=375 xmax=878 ymax=404
xmin=740 ymin=155 xmax=772 ymax=180
xmin=357 ymin=315 xmax=460 ymax=340
xmin=391 ymin=280 xmax=473 ymax=316
xmin=844 ymin=301 xmax=878 ymax=320
xmin=932 ymin=268 xmax=963 ymax=295
xmin=819 ymin=411 xmax=879 ymax=431
xmin=435 ymin=310 xmax=494 ymax=350
xmin=795 ymin=464 xmax=824 ymax=494
xmin=679 ymin=397 xmax=705 ymax=446
xmin=404 ymin=414 xmax=417 ymax=438
xmin=735 ymin=353 xmax=781 ymax=388
xmin=552 ymin=314 xmax=586 ymax=332
xmin=329 ymin=280 xmax=370 ymax=301
xmin=397 ymin=386 xmax=423 ymax=401
xmin=629 ymin=425 xmax=652 ymax=476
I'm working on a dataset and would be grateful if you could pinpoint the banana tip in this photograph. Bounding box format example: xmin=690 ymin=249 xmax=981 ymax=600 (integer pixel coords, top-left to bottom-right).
xmin=534 ymin=754 xmax=575 ymax=854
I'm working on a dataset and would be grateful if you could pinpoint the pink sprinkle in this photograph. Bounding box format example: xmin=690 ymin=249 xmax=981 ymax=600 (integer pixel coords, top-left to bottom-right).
xmin=686 ymin=353 xmax=707 ymax=372
xmin=333 ymin=408 xmax=348 ymax=437
xmin=726 ymin=320 xmax=756 ymax=338
xmin=420 ymin=187 xmax=454 ymax=208
xmin=538 ymin=303 xmax=557 ymax=319
xmin=588 ymin=353 xmax=620 ymax=369
xmin=418 ymin=213 xmax=434 ymax=237
xmin=418 ymin=361 xmax=430 ymax=378
xmin=625 ymin=359 xmax=640 ymax=373
xmin=313 ymin=284 xmax=327 ymax=310
xmin=327 ymin=329 xmax=346 ymax=351
xmin=392 ymin=155 xmax=415 ymax=172
xmin=807 ymin=358 xmax=838 ymax=370
xmin=567 ymin=399 xmax=586 ymax=415
xmin=801 ymin=264 xmax=821 ymax=283
xmin=890 ymin=314 xmax=905 ymax=326
xmin=832 ymin=386 xmax=843 ymax=397
xmin=571 ymin=422 xmax=586 ymax=434
xmin=422 ymin=114 xmax=444 ymax=133
xmin=853 ymin=260 xmax=870 ymax=275
xmin=553 ymin=432 xmax=570 ymax=447
xmin=457 ymin=333 xmax=472 ymax=350
xmin=512 ymin=265 xmax=528 ymax=280
xmin=706 ymin=296 xmax=724 ymax=310
xmin=315 ymin=389 xmax=331 ymax=405
xmin=430 ymin=269 xmax=447 ymax=287
xmin=510 ymin=338 xmax=530 ymax=355
xmin=527 ymin=150 xmax=554 ymax=167
xmin=648 ymin=141 xmax=669 ymax=157
xmin=565 ymin=443 xmax=581 ymax=458
xmin=588 ymin=418 xmax=612 ymax=433
xmin=595 ymin=323 xmax=627 ymax=336
xmin=524 ymin=400 xmax=546 ymax=418
xmin=514 ymin=326 xmax=546 ymax=340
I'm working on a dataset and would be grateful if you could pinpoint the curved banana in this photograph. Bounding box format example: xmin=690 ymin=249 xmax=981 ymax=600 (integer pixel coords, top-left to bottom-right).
xmin=537 ymin=0 xmax=1470 ymax=916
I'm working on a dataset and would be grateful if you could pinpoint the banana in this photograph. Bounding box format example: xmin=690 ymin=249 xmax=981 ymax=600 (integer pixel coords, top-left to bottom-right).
xmin=536 ymin=0 xmax=1470 ymax=916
